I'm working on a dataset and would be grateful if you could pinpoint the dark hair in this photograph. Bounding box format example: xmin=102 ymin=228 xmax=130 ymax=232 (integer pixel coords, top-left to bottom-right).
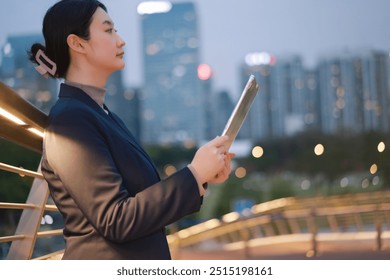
xmin=29 ymin=0 xmax=107 ymax=78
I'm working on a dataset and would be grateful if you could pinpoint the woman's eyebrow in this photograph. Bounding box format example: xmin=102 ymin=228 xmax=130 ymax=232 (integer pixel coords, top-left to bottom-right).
xmin=102 ymin=20 xmax=114 ymax=26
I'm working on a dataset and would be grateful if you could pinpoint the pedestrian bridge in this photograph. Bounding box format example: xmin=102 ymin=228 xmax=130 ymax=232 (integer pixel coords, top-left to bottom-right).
xmin=168 ymin=193 xmax=390 ymax=260
xmin=1 ymin=81 xmax=390 ymax=260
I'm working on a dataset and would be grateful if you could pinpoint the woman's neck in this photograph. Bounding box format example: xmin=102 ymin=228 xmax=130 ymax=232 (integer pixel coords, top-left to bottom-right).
xmin=65 ymin=80 xmax=107 ymax=108
xmin=65 ymin=73 xmax=108 ymax=89
xmin=65 ymin=61 xmax=110 ymax=88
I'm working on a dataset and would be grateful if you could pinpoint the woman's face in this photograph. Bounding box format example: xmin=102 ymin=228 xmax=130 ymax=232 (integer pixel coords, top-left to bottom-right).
xmin=84 ymin=7 xmax=126 ymax=74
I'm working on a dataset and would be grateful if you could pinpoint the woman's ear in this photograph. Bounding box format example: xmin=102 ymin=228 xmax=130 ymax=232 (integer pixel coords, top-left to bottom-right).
xmin=67 ymin=34 xmax=86 ymax=54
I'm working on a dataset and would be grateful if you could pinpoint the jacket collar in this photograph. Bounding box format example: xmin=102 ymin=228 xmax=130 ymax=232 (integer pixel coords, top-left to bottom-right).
xmin=59 ymin=83 xmax=108 ymax=116
xmin=64 ymin=80 xmax=106 ymax=108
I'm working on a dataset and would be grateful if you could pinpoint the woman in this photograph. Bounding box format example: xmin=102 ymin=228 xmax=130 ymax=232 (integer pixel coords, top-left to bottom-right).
xmin=30 ymin=0 xmax=233 ymax=259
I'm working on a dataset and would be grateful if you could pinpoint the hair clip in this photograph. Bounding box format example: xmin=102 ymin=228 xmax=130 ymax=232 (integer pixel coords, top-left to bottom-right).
xmin=35 ymin=49 xmax=57 ymax=78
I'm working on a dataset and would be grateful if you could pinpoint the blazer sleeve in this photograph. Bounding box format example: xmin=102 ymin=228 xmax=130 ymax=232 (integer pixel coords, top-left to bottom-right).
xmin=44 ymin=107 xmax=202 ymax=243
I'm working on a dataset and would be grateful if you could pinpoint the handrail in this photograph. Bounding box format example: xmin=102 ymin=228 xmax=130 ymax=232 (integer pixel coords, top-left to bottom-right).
xmin=0 ymin=234 xmax=26 ymax=243
xmin=0 ymin=162 xmax=44 ymax=179
xmin=167 ymin=192 xmax=390 ymax=258
xmin=44 ymin=204 xmax=58 ymax=211
xmin=0 ymin=202 xmax=36 ymax=210
xmin=0 ymin=82 xmax=47 ymax=153
xmin=0 ymin=81 xmax=57 ymax=259
xmin=36 ymin=229 xmax=63 ymax=238
xmin=0 ymin=235 xmax=25 ymax=243
xmin=0 ymin=202 xmax=57 ymax=211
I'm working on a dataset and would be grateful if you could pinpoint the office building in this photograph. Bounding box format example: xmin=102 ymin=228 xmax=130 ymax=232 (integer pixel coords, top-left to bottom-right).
xmin=139 ymin=1 xmax=204 ymax=145
xmin=318 ymin=50 xmax=390 ymax=134
xmin=105 ymin=70 xmax=141 ymax=140
xmin=0 ymin=34 xmax=57 ymax=113
xmin=241 ymin=52 xmax=309 ymax=140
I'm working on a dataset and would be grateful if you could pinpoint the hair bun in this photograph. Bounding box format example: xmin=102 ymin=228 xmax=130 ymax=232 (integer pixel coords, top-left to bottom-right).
xmin=29 ymin=43 xmax=46 ymax=64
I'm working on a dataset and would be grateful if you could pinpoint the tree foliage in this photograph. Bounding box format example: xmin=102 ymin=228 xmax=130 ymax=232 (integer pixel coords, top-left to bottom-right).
xmin=238 ymin=131 xmax=390 ymax=188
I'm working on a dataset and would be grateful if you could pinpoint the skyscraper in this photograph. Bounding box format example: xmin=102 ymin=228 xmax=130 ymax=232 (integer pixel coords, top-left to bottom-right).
xmin=104 ymin=71 xmax=141 ymax=140
xmin=241 ymin=52 xmax=274 ymax=140
xmin=138 ymin=1 xmax=204 ymax=145
xmin=318 ymin=50 xmax=390 ymax=134
xmin=242 ymin=52 xmax=309 ymax=140
xmin=0 ymin=34 xmax=57 ymax=113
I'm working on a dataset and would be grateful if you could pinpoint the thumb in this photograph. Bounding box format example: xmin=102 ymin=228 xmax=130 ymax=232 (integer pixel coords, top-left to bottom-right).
xmin=209 ymin=135 xmax=229 ymax=147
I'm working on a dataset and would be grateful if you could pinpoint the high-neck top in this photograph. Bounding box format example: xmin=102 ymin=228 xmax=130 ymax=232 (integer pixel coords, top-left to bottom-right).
xmin=65 ymin=80 xmax=106 ymax=110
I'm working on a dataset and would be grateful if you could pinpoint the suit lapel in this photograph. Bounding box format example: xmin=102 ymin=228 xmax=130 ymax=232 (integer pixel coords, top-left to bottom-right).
xmin=58 ymin=83 xmax=160 ymax=179
xmin=105 ymin=106 xmax=161 ymax=179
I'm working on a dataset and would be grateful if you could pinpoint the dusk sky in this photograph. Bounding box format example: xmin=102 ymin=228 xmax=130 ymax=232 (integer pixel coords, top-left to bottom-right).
xmin=1 ymin=0 xmax=389 ymax=97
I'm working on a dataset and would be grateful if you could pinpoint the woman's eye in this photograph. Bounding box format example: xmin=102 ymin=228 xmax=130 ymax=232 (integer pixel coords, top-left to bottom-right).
xmin=106 ymin=29 xmax=118 ymax=34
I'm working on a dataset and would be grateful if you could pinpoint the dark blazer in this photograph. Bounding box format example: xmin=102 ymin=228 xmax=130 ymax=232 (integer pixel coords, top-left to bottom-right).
xmin=41 ymin=83 xmax=202 ymax=260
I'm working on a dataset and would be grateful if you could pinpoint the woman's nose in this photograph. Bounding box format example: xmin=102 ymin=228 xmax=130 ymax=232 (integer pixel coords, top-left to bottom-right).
xmin=117 ymin=34 xmax=126 ymax=48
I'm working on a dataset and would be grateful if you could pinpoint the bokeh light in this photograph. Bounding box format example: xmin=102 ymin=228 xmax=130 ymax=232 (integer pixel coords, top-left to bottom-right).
xmin=235 ymin=167 xmax=247 ymax=178
xmin=370 ymin=164 xmax=378 ymax=174
xmin=164 ymin=164 xmax=176 ymax=176
xmin=314 ymin=144 xmax=324 ymax=156
xmin=197 ymin=64 xmax=212 ymax=80
xmin=377 ymin=141 xmax=385 ymax=152
xmin=252 ymin=146 xmax=264 ymax=158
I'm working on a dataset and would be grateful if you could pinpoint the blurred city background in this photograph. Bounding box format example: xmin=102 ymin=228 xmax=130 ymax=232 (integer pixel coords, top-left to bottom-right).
xmin=1 ymin=0 xmax=390 ymax=259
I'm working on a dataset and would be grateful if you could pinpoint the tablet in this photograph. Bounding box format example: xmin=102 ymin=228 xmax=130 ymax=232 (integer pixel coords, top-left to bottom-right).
xmin=222 ymin=75 xmax=259 ymax=150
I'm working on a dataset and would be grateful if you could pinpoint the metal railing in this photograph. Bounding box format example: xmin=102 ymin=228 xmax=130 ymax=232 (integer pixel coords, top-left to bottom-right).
xmin=1 ymin=81 xmax=390 ymax=260
xmin=0 ymin=161 xmax=64 ymax=259
xmin=2 ymin=158 xmax=389 ymax=260
xmin=168 ymin=192 xmax=390 ymax=259
xmin=0 ymin=81 xmax=64 ymax=259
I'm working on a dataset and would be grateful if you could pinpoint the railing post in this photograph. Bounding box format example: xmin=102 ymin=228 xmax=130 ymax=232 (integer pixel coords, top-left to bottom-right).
xmin=170 ymin=236 xmax=182 ymax=260
xmin=239 ymin=226 xmax=250 ymax=259
xmin=7 ymin=164 xmax=49 ymax=260
xmin=376 ymin=222 xmax=382 ymax=251
xmin=306 ymin=208 xmax=317 ymax=258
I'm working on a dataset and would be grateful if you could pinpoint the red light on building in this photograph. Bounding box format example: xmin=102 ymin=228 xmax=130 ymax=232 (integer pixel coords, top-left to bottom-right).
xmin=197 ymin=64 xmax=212 ymax=80
xmin=269 ymin=54 xmax=277 ymax=65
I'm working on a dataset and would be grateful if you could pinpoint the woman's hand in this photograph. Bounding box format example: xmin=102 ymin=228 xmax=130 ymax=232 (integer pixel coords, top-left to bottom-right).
xmin=208 ymin=152 xmax=235 ymax=183
xmin=190 ymin=136 xmax=234 ymax=184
